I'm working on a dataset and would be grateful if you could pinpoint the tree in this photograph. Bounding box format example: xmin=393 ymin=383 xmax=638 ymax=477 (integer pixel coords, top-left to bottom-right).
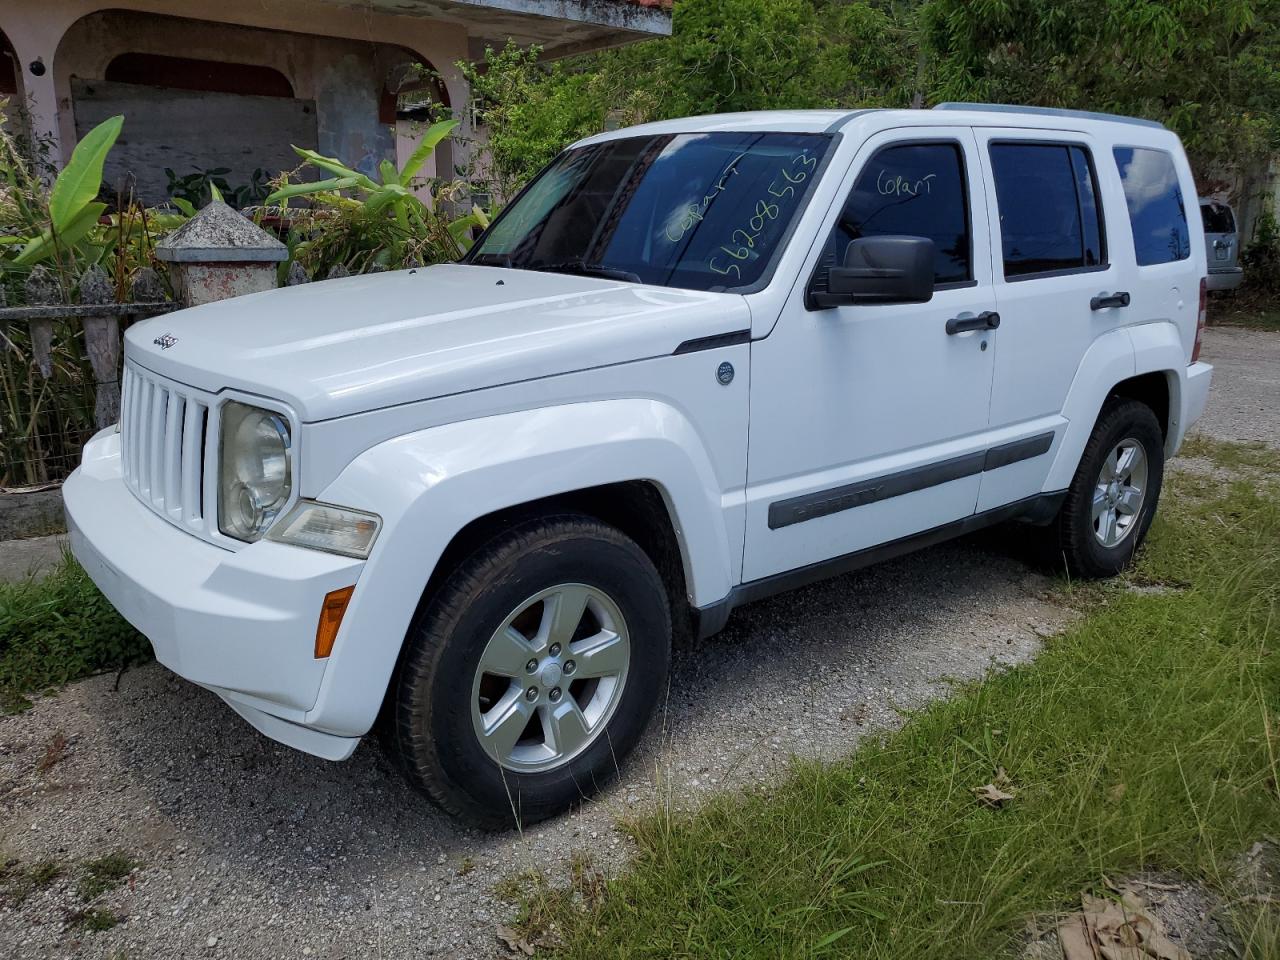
xmin=463 ymin=0 xmax=917 ymax=199
xmin=922 ymin=0 xmax=1280 ymax=174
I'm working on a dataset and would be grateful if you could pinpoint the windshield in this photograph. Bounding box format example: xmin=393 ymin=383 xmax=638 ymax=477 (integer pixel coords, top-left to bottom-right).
xmin=466 ymin=132 xmax=832 ymax=292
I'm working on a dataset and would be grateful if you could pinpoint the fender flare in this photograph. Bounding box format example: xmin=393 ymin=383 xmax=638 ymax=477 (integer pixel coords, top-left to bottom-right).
xmin=302 ymin=399 xmax=736 ymax=736
xmin=1127 ymin=321 xmax=1187 ymax=452
xmin=1043 ymin=321 xmax=1184 ymax=492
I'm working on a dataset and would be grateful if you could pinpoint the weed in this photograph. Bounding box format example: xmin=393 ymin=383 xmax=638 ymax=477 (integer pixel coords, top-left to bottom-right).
xmin=68 ymin=906 xmax=122 ymax=931
xmin=77 ymin=852 xmax=138 ymax=901
xmin=36 ymin=730 xmax=68 ymax=774
xmin=0 ymin=555 xmax=150 ymax=711
xmin=1 ymin=857 xmax=63 ymax=905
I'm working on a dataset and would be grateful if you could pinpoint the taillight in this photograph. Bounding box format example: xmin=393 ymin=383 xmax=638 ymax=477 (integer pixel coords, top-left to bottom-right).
xmin=1192 ymin=277 xmax=1206 ymax=363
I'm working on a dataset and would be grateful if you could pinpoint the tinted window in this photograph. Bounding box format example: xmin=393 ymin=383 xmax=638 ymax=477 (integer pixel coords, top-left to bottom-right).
xmin=818 ymin=142 xmax=972 ymax=287
xmin=1113 ymin=147 xmax=1191 ymax=265
xmin=1200 ymin=201 xmax=1235 ymax=235
xmin=468 ymin=132 xmax=831 ymax=291
xmin=990 ymin=143 xmax=1104 ymax=278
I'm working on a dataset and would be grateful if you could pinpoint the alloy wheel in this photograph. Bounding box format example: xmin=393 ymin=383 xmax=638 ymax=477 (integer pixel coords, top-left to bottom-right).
xmin=1092 ymin=437 xmax=1148 ymax=548
xmin=470 ymin=583 xmax=630 ymax=773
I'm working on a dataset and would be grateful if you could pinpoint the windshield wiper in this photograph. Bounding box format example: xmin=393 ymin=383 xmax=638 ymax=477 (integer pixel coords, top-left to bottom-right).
xmin=530 ymin=260 xmax=642 ymax=283
xmin=469 ymin=252 xmax=513 ymax=268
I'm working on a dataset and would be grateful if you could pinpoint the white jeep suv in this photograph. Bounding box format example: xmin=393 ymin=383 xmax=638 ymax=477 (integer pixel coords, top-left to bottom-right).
xmin=65 ymin=104 xmax=1213 ymax=827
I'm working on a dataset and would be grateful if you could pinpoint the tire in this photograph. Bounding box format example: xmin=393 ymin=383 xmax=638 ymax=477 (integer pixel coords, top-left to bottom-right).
xmin=381 ymin=514 xmax=671 ymax=829
xmin=1052 ymin=398 xmax=1165 ymax=578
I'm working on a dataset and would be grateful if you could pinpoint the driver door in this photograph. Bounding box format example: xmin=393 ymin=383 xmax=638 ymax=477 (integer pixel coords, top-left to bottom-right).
xmin=742 ymin=127 xmax=998 ymax=582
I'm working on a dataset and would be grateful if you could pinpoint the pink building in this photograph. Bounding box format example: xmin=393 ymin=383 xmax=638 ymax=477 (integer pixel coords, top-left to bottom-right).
xmin=0 ymin=0 xmax=671 ymax=201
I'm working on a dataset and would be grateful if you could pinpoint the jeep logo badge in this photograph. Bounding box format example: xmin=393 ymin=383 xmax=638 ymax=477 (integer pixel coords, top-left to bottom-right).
xmin=716 ymin=361 xmax=734 ymax=385
xmin=153 ymin=333 xmax=178 ymax=350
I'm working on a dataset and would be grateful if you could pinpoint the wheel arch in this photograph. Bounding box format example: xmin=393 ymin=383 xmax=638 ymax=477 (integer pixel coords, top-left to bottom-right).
xmin=413 ymin=480 xmax=695 ymax=649
xmin=300 ymin=399 xmax=737 ymax=738
xmin=1044 ymin=323 xmax=1185 ymax=491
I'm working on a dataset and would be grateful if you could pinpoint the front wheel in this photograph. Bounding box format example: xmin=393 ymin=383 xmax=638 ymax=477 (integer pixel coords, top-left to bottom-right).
xmin=381 ymin=514 xmax=671 ymax=829
xmin=1052 ymin=398 xmax=1165 ymax=578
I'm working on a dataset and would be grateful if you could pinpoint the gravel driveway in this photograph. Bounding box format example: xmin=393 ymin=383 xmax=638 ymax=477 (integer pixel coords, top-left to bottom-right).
xmin=1 ymin=326 xmax=1274 ymax=959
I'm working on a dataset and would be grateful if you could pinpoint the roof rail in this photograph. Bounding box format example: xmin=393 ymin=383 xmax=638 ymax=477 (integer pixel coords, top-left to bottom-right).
xmin=933 ymin=102 xmax=1166 ymax=130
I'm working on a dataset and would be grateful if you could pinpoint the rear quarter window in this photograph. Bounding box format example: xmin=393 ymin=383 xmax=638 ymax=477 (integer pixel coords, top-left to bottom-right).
xmin=1113 ymin=147 xmax=1191 ymax=266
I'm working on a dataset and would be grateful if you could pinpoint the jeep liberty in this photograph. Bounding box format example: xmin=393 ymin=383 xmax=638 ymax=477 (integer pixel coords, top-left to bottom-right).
xmin=65 ymin=104 xmax=1213 ymax=826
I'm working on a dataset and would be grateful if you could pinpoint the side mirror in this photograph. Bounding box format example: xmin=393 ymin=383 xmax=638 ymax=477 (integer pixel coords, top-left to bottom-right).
xmin=814 ymin=235 xmax=935 ymax=307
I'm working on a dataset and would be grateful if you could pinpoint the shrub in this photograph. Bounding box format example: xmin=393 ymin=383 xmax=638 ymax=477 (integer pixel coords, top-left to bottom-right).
xmin=1241 ymin=208 xmax=1280 ymax=293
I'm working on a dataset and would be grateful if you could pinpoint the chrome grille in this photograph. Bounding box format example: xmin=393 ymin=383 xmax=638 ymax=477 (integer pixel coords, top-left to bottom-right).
xmin=120 ymin=364 xmax=210 ymax=530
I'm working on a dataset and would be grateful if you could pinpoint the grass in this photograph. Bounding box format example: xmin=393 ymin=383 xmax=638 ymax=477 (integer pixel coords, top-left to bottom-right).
xmin=521 ymin=441 xmax=1280 ymax=959
xmin=77 ymin=852 xmax=139 ymax=901
xmin=0 ymin=858 xmax=63 ymax=905
xmin=0 ymin=553 xmax=150 ymax=712
xmin=1209 ymin=290 xmax=1280 ymax=331
xmin=68 ymin=906 xmax=123 ymax=931
xmin=1179 ymin=433 xmax=1280 ymax=471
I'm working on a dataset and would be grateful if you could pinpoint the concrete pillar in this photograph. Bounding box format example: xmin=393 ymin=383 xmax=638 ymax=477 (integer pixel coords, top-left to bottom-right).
xmin=0 ymin=9 xmax=69 ymax=164
xmin=155 ymin=201 xmax=288 ymax=307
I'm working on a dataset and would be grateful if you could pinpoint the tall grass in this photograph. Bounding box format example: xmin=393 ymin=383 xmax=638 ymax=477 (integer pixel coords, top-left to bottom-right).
xmin=0 ymin=553 xmax=149 ymax=712
xmin=535 ymin=452 xmax=1280 ymax=958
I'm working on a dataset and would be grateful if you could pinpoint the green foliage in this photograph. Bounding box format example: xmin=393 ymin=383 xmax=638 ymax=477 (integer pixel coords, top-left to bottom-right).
xmin=533 ymin=445 xmax=1280 ymax=959
xmin=0 ymin=555 xmax=151 ymax=712
xmin=166 ymin=166 xmax=271 ymax=210
xmin=1 ymin=858 xmax=63 ymax=905
xmin=922 ymin=0 xmax=1280 ymax=172
xmin=1242 ymin=209 xmax=1280 ymax=293
xmin=266 ymin=120 xmax=487 ymax=276
xmin=77 ymin=852 xmax=139 ymax=901
xmin=13 ymin=115 xmax=122 ymax=267
xmin=72 ymin=907 xmax=122 ymax=931
xmin=464 ymin=0 xmax=916 ymax=199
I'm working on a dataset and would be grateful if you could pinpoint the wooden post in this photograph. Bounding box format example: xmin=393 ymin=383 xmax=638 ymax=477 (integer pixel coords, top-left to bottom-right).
xmin=79 ymin=265 xmax=120 ymax=430
xmin=24 ymin=266 xmax=60 ymax=380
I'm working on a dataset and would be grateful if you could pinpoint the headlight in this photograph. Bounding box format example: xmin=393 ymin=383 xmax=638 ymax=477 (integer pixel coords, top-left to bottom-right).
xmin=218 ymin=401 xmax=292 ymax=542
xmin=267 ymin=501 xmax=381 ymax=559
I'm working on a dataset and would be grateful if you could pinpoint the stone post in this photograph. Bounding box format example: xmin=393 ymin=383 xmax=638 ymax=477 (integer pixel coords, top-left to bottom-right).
xmin=155 ymin=201 xmax=288 ymax=307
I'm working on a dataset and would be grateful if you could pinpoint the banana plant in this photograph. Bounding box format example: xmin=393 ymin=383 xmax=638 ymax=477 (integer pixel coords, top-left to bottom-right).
xmin=266 ymin=118 xmax=458 ymax=213
xmin=265 ymin=119 xmax=486 ymax=267
xmin=13 ymin=115 xmax=123 ymax=267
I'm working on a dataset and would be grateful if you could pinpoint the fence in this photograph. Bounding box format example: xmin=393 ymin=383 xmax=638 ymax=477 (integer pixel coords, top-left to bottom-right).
xmin=0 ymin=264 xmax=174 ymax=488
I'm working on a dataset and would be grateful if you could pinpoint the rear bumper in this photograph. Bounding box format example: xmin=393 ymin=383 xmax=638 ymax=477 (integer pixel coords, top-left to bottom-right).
xmin=1175 ymin=361 xmax=1213 ymax=450
xmin=64 ymin=428 xmax=364 ymax=759
xmin=1206 ymin=267 xmax=1243 ymax=291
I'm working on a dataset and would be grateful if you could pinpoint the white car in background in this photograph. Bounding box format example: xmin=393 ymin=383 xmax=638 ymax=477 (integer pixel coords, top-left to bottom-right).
xmin=65 ymin=104 xmax=1212 ymax=827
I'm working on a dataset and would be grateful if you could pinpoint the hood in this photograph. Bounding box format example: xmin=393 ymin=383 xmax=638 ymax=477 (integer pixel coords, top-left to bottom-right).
xmin=125 ymin=264 xmax=750 ymax=421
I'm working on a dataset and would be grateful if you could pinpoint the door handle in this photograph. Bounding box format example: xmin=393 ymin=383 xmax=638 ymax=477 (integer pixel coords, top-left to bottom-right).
xmin=946 ymin=311 xmax=1000 ymax=335
xmin=1090 ymin=291 xmax=1131 ymax=310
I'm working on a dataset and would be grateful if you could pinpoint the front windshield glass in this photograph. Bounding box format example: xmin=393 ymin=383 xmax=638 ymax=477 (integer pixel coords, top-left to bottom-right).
xmin=466 ymin=132 xmax=832 ymax=291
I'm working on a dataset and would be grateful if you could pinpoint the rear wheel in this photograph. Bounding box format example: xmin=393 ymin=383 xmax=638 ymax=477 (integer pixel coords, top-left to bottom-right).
xmin=381 ymin=514 xmax=671 ymax=829
xmin=1052 ymin=398 xmax=1165 ymax=578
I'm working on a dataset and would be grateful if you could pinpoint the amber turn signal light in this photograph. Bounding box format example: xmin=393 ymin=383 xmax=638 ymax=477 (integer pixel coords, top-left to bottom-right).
xmin=315 ymin=586 xmax=355 ymax=658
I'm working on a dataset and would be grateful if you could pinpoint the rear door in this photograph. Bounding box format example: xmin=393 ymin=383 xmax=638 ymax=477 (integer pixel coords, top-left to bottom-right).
xmin=971 ymin=128 xmax=1121 ymax=511
xmin=1200 ymin=200 xmax=1239 ymax=270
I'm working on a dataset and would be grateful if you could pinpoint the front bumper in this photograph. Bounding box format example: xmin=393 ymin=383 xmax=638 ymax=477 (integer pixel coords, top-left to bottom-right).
xmin=64 ymin=428 xmax=365 ymax=760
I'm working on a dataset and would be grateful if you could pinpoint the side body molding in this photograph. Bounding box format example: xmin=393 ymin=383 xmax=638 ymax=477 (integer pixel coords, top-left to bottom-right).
xmin=302 ymin=399 xmax=736 ymax=737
